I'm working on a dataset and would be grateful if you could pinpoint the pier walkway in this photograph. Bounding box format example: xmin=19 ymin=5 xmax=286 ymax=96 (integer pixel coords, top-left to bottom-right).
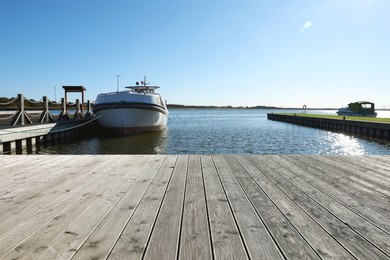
xmin=267 ymin=113 xmax=390 ymax=141
xmin=1 ymin=155 xmax=390 ymax=259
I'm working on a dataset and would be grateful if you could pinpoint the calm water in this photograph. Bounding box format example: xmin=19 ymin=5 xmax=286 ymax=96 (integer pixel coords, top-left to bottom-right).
xmin=34 ymin=109 xmax=390 ymax=155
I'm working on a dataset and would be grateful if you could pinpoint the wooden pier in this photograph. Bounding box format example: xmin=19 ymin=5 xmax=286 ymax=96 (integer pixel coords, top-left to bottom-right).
xmin=0 ymin=90 xmax=95 ymax=154
xmin=1 ymin=155 xmax=390 ymax=259
xmin=0 ymin=117 xmax=99 ymax=154
xmin=268 ymin=113 xmax=390 ymax=141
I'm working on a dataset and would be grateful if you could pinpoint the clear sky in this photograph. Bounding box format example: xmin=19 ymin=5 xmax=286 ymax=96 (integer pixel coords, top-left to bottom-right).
xmin=0 ymin=0 xmax=389 ymax=108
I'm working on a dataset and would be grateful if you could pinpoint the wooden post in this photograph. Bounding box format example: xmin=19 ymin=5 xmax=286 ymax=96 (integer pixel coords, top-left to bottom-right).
xmin=10 ymin=93 xmax=33 ymax=126
xmin=81 ymin=90 xmax=85 ymax=114
xmin=85 ymin=100 xmax=92 ymax=117
xmin=73 ymin=99 xmax=83 ymax=119
xmin=19 ymin=94 xmax=24 ymax=125
xmin=64 ymin=90 xmax=68 ymax=106
xmin=58 ymin=98 xmax=69 ymax=120
xmin=39 ymin=96 xmax=53 ymax=123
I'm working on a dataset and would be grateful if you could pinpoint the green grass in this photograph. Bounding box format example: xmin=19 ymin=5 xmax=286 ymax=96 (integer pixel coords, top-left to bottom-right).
xmin=281 ymin=113 xmax=390 ymax=123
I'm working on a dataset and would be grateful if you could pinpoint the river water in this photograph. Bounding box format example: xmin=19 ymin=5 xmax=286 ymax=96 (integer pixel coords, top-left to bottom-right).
xmin=34 ymin=109 xmax=390 ymax=155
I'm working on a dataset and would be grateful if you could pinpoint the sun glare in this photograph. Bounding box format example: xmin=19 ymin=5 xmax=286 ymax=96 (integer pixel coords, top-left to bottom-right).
xmin=325 ymin=132 xmax=366 ymax=155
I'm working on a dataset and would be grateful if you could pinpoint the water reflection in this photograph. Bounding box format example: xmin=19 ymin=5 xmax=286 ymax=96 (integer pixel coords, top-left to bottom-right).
xmin=36 ymin=129 xmax=168 ymax=154
xmin=95 ymin=130 xmax=168 ymax=154
xmin=318 ymin=132 xmax=365 ymax=155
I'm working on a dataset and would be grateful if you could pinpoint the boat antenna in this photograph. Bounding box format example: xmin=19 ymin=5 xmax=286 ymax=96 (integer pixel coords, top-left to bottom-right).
xmin=143 ymin=75 xmax=149 ymax=86
xmin=116 ymin=75 xmax=121 ymax=92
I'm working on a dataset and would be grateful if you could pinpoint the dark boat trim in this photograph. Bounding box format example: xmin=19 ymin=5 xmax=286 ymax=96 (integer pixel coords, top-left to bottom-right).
xmin=93 ymin=101 xmax=168 ymax=115
xmin=102 ymin=124 xmax=166 ymax=135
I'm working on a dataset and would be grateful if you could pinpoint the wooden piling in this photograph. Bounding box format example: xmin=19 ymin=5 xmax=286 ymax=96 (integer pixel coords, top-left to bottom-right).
xmin=10 ymin=94 xmax=33 ymax=126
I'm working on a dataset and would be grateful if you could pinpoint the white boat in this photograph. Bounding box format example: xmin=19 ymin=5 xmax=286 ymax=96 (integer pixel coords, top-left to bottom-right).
xmin=93 ymin=77 xmax=168 ymax=135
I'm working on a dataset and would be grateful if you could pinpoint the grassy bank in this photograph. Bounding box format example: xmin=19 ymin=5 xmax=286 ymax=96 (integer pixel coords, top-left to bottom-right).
xmin=282 ymin=113 xmax=390 ymax=123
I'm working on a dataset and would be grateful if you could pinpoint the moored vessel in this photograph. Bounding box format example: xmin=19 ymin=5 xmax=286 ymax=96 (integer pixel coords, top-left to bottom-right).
xmin=336 ymin=101 xmax=377 ymax=117
xmin=93 ymin=77 xmax=168 ymax=135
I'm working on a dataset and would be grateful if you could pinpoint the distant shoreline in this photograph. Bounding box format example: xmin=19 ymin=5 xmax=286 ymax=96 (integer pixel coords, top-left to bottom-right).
xmin=167 ymin=104 xmax=390 ymax=111
xmin=167 ymin=104 xmax=340 ymax=110
xmin=1 ymin=97 xmax=389 ymax=111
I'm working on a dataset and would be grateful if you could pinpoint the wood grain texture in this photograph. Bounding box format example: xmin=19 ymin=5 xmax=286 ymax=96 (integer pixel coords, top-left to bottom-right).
xmin=283 ymin=155 xmax=390 ymax=234
xmin=214 ymin=155 xmax=284 ymax=259
xmin=143 ymin=155 xmax=188 ymax=260
xmin=179 ymin=155 xmax=213 ymax=260
xmin=234 ymin=155 xmax=321 ymax=260
xmin=4 ymin=155 xmax=153 ymax=260
xmin=250 ymin=155 xmax=389 ymax=259
xmin=232 ymin=155 xmax=354 ymax=259
xmin=37 ymin=155 xmax=164 ymax=260
xmin=72 ymin=155 xmax=175 ymax=260
xmin=1 ymin=155 xmax=389 ymax=260
xmin=107 ymin=155 xmax=177 ymax=260
xmin=201 ymin=155 xmax=248 ymax=260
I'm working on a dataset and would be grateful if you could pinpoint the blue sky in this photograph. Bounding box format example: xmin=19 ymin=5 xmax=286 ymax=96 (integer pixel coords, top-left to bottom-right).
xmin=0 ymin=0 xmax=389 ymax=108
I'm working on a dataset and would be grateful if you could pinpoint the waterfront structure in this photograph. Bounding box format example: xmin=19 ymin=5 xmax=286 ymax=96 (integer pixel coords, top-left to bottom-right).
xmin=0 ymin=118 xmax=98 ymax=154
xmin=93 ymin=77 xmax=168 ymax=135
xmin=268 ymin=113 xmax=390 ymax=140
xmin=0 ymin=92 xmax=95 ymax=154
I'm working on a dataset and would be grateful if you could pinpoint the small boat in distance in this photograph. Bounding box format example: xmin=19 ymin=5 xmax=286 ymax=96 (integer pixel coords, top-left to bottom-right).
xmin=336 ymin=101 xmax=377 ymax=117
xmin=93 ymin=77 xmax=168 ymax=135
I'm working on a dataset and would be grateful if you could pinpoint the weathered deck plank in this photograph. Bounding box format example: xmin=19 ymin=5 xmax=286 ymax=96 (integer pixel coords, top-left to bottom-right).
xmin=0 ymin=155 xmax=390 ymax=260
xmin=107 ymin=155 xmax=177 ymax=260
xmin=36 ymin=155 xmax=165 ymax=260
xmin=294 ymin=155 xmax=390 ymax=222
xmin=143 ymin=155 xmax=188 ymax=260
xmin=230 ymin=155 xmax=353 ymax=259
xmin=0 ymin=156 xmax=104 ymax=220
xmin=226 ymin=155 xmax=319 ymax=259
xmin=249 ymin=155 xmax=389 ymax=259
xmin=73 ymin=156 xmax=177 ymax=260
xmin=179 ymin=155 xmax=212 ymax=260
xmin=330 ymin=156 xmax=390 ymax=197
xmin=214 ymin=155 xmax=284 ymax=259
xmin=276 ymin=155 xmax=390 ymax=235
xmin=4 ymin=156 xmax=154 ymax=260
xmin=0 ymin=155 xmax=76 ymax=198
xmin=0 ymin=156 xmax=124 ymax=257
xmin=201 ymin=155 xmax=248 ymax=260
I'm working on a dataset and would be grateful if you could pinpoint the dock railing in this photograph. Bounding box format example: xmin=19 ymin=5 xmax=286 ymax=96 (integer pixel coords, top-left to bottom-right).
xmin=0 ymin=94 xmax=99 ymax=154
xmin=0 ymin=93 xmax=94 ymax=127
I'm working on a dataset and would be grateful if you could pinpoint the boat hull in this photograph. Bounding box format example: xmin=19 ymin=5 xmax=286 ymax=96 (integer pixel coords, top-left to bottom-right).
xmin=336 ymin=113 xmax=377 ymax=117
xmin=336 ymin=111 xmax=377 ymax=117
xmin=93 ymin=87 xmax=168 ymax=135
xmin=95 ymin=108 xmax=168 ymax=135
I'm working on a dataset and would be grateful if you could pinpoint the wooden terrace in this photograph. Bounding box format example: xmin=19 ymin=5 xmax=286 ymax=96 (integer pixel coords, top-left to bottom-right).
xmin=1 ymin=155 xmax=390 ymax=259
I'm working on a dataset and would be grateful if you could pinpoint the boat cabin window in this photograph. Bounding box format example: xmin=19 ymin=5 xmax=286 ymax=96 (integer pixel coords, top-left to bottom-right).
xmin=361 ymin=104 xmax=372 ymax=109
xmin=126 ymin=86 xmax=159 ymax=94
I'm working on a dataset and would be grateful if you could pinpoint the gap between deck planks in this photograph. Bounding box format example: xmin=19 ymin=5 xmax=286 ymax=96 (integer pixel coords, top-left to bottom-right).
xmin=1 ymin=155 xmax=390 ymax=260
